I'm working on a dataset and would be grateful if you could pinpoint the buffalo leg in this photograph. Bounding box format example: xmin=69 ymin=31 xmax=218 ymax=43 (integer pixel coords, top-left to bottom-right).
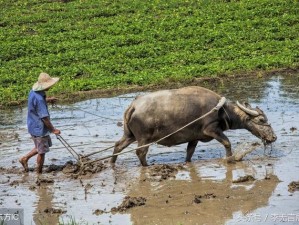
xmin=204 ymin=129 xmax=232 ymax=157
xmin=111 ymin=136 xmax=135 ymax=164
xmin=136 ymin=143 xmax=149 ymax=166
xmin=186 ymin=140 xmax=198 ymax=162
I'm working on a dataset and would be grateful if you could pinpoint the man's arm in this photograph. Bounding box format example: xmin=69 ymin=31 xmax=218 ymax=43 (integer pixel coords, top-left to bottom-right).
xmin=42 ymin=117 xmax=61 ymax=135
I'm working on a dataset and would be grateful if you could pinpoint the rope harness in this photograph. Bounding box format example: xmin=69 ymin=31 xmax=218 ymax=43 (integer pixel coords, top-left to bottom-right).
xmin=56 ymin=97 xmax=227 ymax=173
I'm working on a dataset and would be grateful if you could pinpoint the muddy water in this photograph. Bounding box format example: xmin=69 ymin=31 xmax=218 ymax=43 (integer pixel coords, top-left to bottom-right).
xmin=0 ymin=75 xmax=299 ymax=225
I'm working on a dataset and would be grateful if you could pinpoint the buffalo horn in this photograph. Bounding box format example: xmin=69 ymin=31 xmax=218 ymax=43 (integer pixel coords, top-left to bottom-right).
xmin=236 ymin=101 xmax=259 ymax=116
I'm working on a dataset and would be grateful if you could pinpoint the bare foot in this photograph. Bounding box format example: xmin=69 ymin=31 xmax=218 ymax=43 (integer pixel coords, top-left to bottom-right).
xmin=19 ymin=158 xmax=29 ymax=172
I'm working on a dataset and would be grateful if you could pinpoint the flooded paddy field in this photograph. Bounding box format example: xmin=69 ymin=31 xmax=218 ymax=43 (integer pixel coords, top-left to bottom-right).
xmin=0 ymin=74 xmax=299 ymax=225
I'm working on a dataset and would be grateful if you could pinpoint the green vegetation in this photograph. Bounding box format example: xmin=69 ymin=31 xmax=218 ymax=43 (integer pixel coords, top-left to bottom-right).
xmin=59 ymin=216 xmax=82 ymax=225
xmin=1 ymin=0 xmax=298 ymax=105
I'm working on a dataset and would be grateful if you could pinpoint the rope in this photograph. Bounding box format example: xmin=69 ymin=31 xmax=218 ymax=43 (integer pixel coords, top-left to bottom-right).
xmin=52 ymin=104 xmax=115 ymax=121
xmin=81 ymin=145 xmax=115 ymax=158
xmin=72 ymin=107 xmax=114 ymax=121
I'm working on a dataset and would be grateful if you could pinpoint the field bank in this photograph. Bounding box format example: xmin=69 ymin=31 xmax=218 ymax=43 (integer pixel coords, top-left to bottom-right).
xmin=1 ymin=0 xmax=298 ymax=105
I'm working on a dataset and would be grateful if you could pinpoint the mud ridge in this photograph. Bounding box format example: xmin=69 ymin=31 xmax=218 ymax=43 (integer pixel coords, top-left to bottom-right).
xmin=111 ymin=196 xmax=146 ymax=213
xmin=41 ymin=160 xmax=107 ymax=178
xmin=44 ymin=207 xmax=66 ymax=214
xmin=232 ymin=175 xmax=256 ymax=183
xmin=36 ymin=176 xmax=54 ymax=186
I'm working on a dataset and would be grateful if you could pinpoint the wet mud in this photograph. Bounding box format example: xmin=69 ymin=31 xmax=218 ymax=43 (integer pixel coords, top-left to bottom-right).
xmin=0 ymin=74 xmax=299 ymax=224
xmin=111 ymin=196 xmax=147 ymax=213
xmin=44 ymin=207 xmax=66 ymax=214
xmin=146 ymin=164 xmax=183 ymax=181
xmin=288 ymin=181 xmax=299 ymax=193
xmin=232 ymin=175 xmax=256 ymax=183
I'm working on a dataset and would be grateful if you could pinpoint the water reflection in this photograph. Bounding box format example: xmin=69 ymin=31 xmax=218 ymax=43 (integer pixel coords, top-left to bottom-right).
xmin=128 ymin=161 xmax=279 ymax=225
xmin=33 ymin=182 xmax=59 ymax=225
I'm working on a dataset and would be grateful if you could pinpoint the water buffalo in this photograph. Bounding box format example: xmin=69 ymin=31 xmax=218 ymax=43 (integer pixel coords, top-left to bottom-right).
xmin=111 ymin=86 xmax=277 ymax=166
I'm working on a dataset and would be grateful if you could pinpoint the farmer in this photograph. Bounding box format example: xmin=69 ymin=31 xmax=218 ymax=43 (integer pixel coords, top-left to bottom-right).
xmin=19 ymin=72 xmax=61 ymax=174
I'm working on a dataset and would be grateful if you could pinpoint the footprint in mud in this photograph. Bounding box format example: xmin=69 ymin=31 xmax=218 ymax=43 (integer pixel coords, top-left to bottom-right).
xmin=147 ymin=164 xmax=184 ymax=181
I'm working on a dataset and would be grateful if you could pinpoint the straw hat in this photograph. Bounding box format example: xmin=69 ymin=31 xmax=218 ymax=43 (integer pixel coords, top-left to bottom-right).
xmin=32 ymin=72 xmax=59 ymax=91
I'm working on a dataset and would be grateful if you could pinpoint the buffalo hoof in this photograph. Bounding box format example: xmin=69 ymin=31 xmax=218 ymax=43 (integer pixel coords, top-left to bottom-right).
xmin=110 ymin=161 xmax=116 ymax=168
xmin=184 ymin=161 xmax=192 ymax=165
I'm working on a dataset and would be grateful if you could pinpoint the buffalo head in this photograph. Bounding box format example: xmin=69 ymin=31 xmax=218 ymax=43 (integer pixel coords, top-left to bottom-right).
xmin=237 ymin=102 xmax=277 ymax=145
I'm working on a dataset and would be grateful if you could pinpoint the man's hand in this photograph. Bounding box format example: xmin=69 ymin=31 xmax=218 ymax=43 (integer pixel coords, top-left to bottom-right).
xmin=53 ymin=128 xmax=61 ymax=135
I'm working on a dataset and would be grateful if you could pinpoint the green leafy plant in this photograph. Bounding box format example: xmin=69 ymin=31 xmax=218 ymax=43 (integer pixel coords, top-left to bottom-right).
xmin=0 ymin=0 xmax=298 ymax=106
